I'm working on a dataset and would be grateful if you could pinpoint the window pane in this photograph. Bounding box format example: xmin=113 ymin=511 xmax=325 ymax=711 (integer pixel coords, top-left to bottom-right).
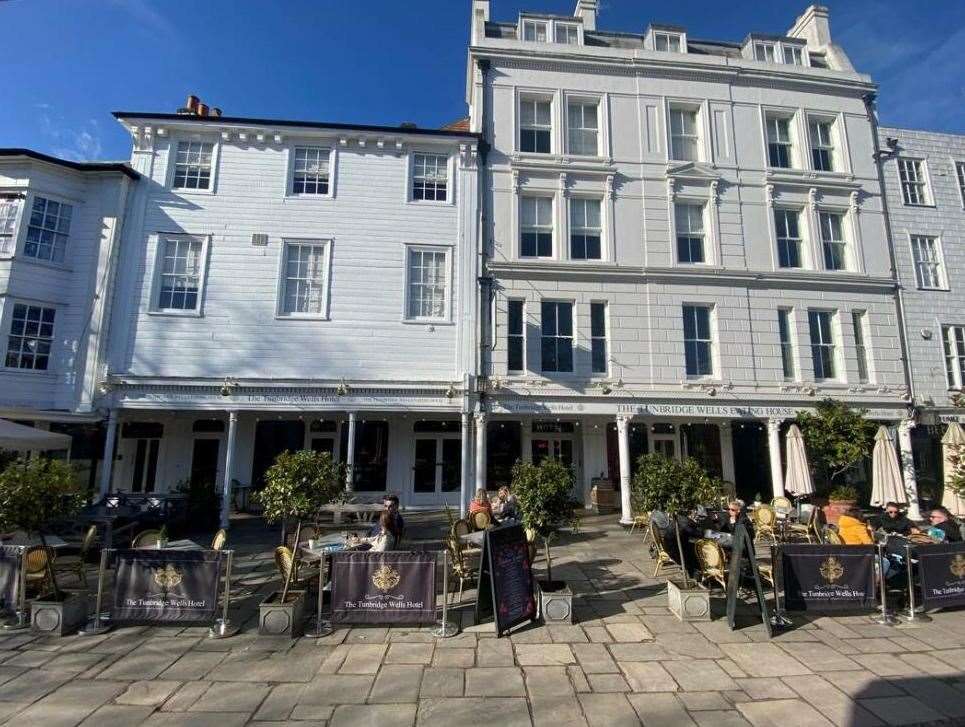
xmin=682 ymin=305 xmax=712 ymax=376
xmin=292 ymin=147 xmax=330 ymax=195
xmin=24 ymin=196 xmax=72 ymax=262
xmin=5 ymin=303 xmax=56 ymax=370
xmin=507 ymin=300 xmax=524 ymax=371
xmin=282 ymin=242 xmax=328 ymax=314
xmin=540 ymin=302 xmax=573 ymax=373
xmin=157 ymin=237 xmax=203 ymax=310
xmin=412 ymin=152 xmax=449 ymax=202
xmin=173 ymin=141 xmax=214 ymax=190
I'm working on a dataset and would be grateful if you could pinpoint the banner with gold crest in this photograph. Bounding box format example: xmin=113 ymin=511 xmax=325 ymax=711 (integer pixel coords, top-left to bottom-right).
xmin=0 ymin=545 xmax=22 ymax=612
xmin=781 ymin=544 xmax=876 ymax=611
xmin=917 ymin=543 xmax=965 ymax=610
xmin=112 ymin=550 xmax=223 ymax=624
xmin=331 ymin=551 xmax=436 ymax=624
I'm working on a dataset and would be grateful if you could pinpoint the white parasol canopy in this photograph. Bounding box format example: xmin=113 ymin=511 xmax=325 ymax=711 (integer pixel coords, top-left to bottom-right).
xmin=871 ymin=425 xmax=906 ymax=507
xmin=784 ymin=424 xmax=814 ymax=496
xmin=942 ymin=422 xmax=965 ymax=517
xmin=0 ymin=419 xmax=71 ymax=452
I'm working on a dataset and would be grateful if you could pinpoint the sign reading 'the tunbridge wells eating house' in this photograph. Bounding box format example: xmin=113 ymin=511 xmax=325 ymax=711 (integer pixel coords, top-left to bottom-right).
xmin=331 ymin=551 xmax=437 ymax=624
xmin=112 ymin=550 xmax=223 ymax=624
xmin=781 ymin=545 xmax=877 ymax=611
xmin=917 ymin=543 xmax=965 ymax=609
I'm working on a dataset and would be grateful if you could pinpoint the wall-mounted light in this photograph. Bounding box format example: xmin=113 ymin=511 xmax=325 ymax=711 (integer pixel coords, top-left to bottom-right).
xmin=97 ymin=380 xmax=113 ymax=395
xmin=445 ymin=384 xmax=457 ymax=399
xmin=336 ymin=379 xmax=350 ymax=396
xmin=220 ymin=377 xmax=239 ymax=397
xmin=921 ymin=328 xmax=933 ymax=340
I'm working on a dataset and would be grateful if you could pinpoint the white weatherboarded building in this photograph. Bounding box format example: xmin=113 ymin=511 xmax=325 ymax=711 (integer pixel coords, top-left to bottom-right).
xmin=466 ymin=1 xmax=915 ymax=520
xmin=98 ymin=106 xmax=481 ymax=521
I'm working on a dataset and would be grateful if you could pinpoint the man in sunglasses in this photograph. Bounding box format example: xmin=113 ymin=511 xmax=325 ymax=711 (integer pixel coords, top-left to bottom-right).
xmin=926 ymin=507 xmax=963 ymax=543
xmin=879 ymin=502 xmax=913 ymax=536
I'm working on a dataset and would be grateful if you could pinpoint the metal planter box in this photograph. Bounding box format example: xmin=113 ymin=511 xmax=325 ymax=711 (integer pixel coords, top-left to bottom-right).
xmin=31 ymin=592 xmax=89 ymax=636
xmin=258 ymin=590 xmax=307 ymax=637
xmin=666 ymin=579 xmax=711 ymax=622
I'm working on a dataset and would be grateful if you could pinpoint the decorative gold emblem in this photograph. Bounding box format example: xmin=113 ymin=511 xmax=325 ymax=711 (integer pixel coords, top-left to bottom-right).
xmin=153 ymin=564 xmax=183 ymax=590
xmin=820 ymin=556 xmax=845 ymax=584
xmin=371 ymin=564 xmax=401 ymax=592
xmin=951 ymin=554 xmax=965 ymax=579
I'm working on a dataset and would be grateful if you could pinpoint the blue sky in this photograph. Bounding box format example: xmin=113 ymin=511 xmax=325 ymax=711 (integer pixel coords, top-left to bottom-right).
xmin=1 ymin=0 xmax=962 ymax=161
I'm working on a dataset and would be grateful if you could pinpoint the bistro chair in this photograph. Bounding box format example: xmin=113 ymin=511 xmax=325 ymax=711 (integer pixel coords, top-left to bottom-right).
xmin=628 ymin=512 xmax=650 ymax=536
xmin=54 ymin=525 xmax=97 ymax=587
xmin=131 ymin=530 xmax=163 ymax=549
xmin=757 ymin=560 xmax=775 ymax=588
xmin=824 ymin=526 xmax=843 ymax=545
xmin=695 ymin=538 xmax=728 ymax=590
xmin=648 ymin=521 xmax=679 ymax=578
xmin=752 ymin=505 xmax=778 ymax=545
xmin=273 ymin=546 xmax=317 ymax=589
xmin=24 ymin=546 xmax=56 ymax=596
xmin=211 ymin=529 xmax=227 ymax=551
xmin=785 ymin=507 xmax=820 ymax=544
xmin=771 ymin=496 xmax=793 ymax=516
xmin=471 ymin=510 xmax=492 ymax=532
xmin=444 ymin=536 xmax=478 ymax=606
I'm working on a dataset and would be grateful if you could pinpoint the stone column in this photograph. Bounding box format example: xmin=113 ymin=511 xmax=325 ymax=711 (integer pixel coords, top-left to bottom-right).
xmin=897 ymin=419 xmax=922 ymax=521
xmin=767 ymin=418 xmax=785 ymax=498
xmin=461 ymin=412 xmax=472 ymax=516
xmin=617 ymin=414 xmax=633 ymax=525
xmin=719 ymin=422 xmax=736 ymax=489
xmin=219 ymin=411 xmax=238 ymax=529
xmin=474 ymin=412 xmax=487 ymax=494
xmin=98 ymin=409 xmax=119 ymax=500
xmin=345 ymin=412 xmax=357 ymax=492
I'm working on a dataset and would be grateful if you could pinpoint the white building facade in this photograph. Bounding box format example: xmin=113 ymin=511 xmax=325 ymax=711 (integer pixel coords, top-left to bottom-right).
xmin=95 ymin=108 xmax=481 ymax=522
xmin=467 ymin=1 xmax=915 ymax=521
xmin=879 ymin=126 xmax=965 ymax=505
xmin=0 ymin=149 xmax=136 ymax=487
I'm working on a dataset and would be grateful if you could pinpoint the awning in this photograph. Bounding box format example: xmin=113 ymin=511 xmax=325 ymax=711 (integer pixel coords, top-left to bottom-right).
xmin=0 ymin=419 xmax=72 ymax=451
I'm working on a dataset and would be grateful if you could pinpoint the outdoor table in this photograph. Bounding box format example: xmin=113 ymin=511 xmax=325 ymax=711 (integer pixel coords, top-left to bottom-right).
xmin=318 ymin=503 xmax=383 ymax=525
xmin=156 ymin=539 xmax=202 ymax=551
xmin=0 ymin=533 xmax=68 ymax=549
xmin=79 ymin=504 xmax=139 ymax=549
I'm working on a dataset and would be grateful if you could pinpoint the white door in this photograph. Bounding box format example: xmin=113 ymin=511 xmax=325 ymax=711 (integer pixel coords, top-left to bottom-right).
xmin=411 ymin=435 xmax=461 ymax=505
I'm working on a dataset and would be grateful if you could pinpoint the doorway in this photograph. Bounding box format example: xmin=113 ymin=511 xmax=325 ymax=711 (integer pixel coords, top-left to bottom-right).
xmin=411 ymin=421 xmax=461 ymax=505
xmin=251 ymin=420 xmax=306 ymax=488
xmin=190 ymin=439 xmax=221 ymax=489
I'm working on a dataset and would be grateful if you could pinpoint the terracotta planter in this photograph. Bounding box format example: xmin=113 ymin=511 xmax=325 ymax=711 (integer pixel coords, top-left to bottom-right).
xmin=823 ymin=499 xmax=856 ymax=525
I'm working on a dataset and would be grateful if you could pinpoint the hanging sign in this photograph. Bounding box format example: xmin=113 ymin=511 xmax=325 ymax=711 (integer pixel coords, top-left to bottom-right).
xmin=781 ymin=545 xmax=876 ymax=611
xmin=331 ymin=551 xmax=436 ymax=624
xmin=112 ymin=550 xmax=223 ymax=624
xmin=916 ymin=543 xmax=965 ymax=610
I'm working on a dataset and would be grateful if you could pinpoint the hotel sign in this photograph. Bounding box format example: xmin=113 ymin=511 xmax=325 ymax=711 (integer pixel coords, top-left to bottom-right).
xmin=116 ymin=390 xmax=455 ymax=411
xmin=488 ymin=400 xmax=903 ymax=420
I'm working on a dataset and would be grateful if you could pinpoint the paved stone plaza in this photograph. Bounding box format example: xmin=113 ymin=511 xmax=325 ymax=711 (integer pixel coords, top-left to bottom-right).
xmin=1 ymin=514 xmax=964 ymax=726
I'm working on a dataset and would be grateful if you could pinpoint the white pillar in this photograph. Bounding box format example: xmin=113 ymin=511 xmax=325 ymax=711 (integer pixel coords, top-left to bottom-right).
xmin=345 ymin=412 xmax=357 ymax=492
xmin=897 ymin=419 xmax=922 ymax=521
xmin=767 ymin=418 xmax=785 ymax=498
xmin=219 ymin=411 xmax=238 ymax=529
xmin=474 ymin=412 xmax=487 ymax=494
xmin=461 ymin=412 xmax=473 ymax=515
xmin=719 ymin=422 xmax=736 ymax=488
xmin=98 ymin=409 xmax=119 ymax=500
xmin=617 ymin=414 xmax=633 ymax=525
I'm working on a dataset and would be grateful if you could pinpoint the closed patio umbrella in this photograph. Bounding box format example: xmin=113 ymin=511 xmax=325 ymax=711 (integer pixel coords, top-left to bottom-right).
xmin=784 ymin=424 xmax=814 ymax=497
xmin=942 ymin=422 xmax=965 ymax=517
xmin=870 ymin=425 xmax=906 ymax=507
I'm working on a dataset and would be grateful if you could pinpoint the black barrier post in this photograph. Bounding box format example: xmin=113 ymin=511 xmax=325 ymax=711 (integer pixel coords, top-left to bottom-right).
xmin=208 ymin=550 xmax=239 ymax=639
xmin=899 ymin=542 xmax=930 ymax=624
xmin=305 ymin=549 xmax=333 ymax=639
xmin=431 ymin=550 xmax=458 ymax=638
xmin=769 ymin=544 xmax=792 ymax=628
xmin=79 ymin=548 xmax=112 ymax=636
xmin=870 ymin=542 xmax=898 ymax=626
xmin=2 ymin=546 xmax=29 ymax=631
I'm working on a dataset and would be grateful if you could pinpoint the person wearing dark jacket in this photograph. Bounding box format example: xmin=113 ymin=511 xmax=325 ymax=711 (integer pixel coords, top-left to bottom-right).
xmin=720 ymin=500 xmax=755 ymax=541
xmin=927 ymin=507 xmax=963 ymax=542
xmin=879 ymin=502 xmax=914 ymax=536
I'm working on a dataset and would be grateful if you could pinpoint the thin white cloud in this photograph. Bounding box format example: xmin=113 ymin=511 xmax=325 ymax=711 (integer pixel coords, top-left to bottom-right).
xmin=105 ymin=0 xmax=178 ymax=41
xmin=36 ymin=108 xmax=104 ymax=161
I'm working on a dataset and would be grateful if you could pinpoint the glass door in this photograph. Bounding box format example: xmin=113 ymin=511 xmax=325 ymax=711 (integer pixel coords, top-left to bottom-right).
xmin=411 ymin=436 xmax=462 ymax=504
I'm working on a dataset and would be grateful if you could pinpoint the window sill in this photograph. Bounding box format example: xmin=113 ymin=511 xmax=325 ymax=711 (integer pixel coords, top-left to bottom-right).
xmin=284 ymin=193 xmax=336 ymax=201
xmin=406 ymin=198 xmax=454 ymax=208
xmin=11 ymin=256 xmax=73 ymax=273
xmin=401 ymin=318 xmax=454 ymax=326
xmin=902 ymin=202 xmax=936 ymax=209
xmin=916 ymin=286 xmax=950 ymax=292
xmin=171 ymin=187 xmax=216 ymax=197
xmin=275 ymin=314 xmax=330 ymax=321
xmin=147 ymin=310 xmax=203 ymax=318
xmin=1 ymin=367 xmax=56 ymax=377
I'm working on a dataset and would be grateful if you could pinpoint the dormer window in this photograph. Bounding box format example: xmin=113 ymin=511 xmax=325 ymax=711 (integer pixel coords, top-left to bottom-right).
xmin=783 ymin=46 xmax=804 ymax=65
xmin=522 ymin=20 xmax=548 ymax=42
xmin=754 ymin=43 xmax=777 ymax=63
xmin=555 ymin=23 xmax=579 ymax=45
xmin=654 ymin=32 xmax=682 ymax=52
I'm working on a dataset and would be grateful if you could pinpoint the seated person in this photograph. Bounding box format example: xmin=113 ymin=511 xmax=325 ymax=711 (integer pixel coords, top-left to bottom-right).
xmin=837 ymin=508 xmax=874 ymax=545
xmin=720 ymin=500 xmax=754 ymax=540
xmin=468 ymin=488 xmax=493 ymax=519
xmin=369 ymin=494 xmax=405 ymax=538
xmin=879 ymin=502 xmax=913 ymax=536
xmin=354 ymin=511 xmax=400 ymax=552
xmin=491 ymin=486 xmax=519 ymax=522
xmin=926 ymin=507 xmax=963 ymax=542
xmin=659 ymin=512 xmax=702 ymax=578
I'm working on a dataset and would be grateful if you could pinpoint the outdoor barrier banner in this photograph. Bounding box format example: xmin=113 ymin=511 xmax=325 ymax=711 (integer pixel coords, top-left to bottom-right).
xmin=475 ymin=524 xmax=536 ymax=636
xmin=781 ymin=544 xmax=876 ymax=611
xmin=331 ymin=551 xmax=436 ymax=625
xmin=916 ymin=542 xmax=965 ymax=610
xmin=111 ymin=549 xmax=223 ymax=624
xmin=0 ymin=545 xmax=21 ymax=613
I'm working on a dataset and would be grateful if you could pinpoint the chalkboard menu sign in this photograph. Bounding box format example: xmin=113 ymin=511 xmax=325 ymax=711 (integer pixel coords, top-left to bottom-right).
xmin=474 ymin=524 xmax=537 ymax=637
xmin=725 ymin=521 xmax=772 ymax=637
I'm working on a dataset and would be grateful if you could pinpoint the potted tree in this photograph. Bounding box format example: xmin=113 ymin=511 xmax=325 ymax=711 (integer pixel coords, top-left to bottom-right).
xmin=254 ymin=450 xmax=344 ymax=637
xmin=511 ymin=458 xmax=578 ymax=623
xmin=795 ymin=399 xmax=875 ymax=524
xmin=630 ymin=453 xmax=723 ymax=622
xmin=0 ymin=457 xmax=86 ymax=635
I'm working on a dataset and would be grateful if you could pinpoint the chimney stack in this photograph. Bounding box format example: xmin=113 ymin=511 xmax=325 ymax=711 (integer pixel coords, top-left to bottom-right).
xmin=175 ymin=95 xmax=222 ymax=117
xmin=471 ymin=0 xmax=490 ymax=44
xmin=197 ymin=102 xmax=209 ymax=117
xmin=787 ymin=5 xmax=831 ymax=47
xmin=211 ymin=107 xmax=222 ymax=118
xmin=574 ymin=0 xmax=597 ymax=31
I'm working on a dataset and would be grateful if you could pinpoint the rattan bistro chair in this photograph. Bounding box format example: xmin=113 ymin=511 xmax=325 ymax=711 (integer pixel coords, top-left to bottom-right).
xmin=54 ymin=525 xmax=97 ymax=587
xmin=273 ymin=546 xmax=317 ymax=589
xmin=131 ymin=530 xmax=163 ymax=549
xmin=211 ymin=529 xmax=227 ymax=551
xmin=444 ymin=535 xmax=478 ymax=606
xmin=648 ymin=521 xmax=679 ymax=578
xmin=471 ymin=511 xmax=492 ymax=532
xmin=752 ymin=505 xmax=778 ymax=545
xmin=785 ymin=507 xmax=820 ymax=544
xmin=24 ymin=546 xmax=56 ymax=596
xmin=695 ymin=538 xmax=728 ymax=590
xmin=824 ymin=526 xmax=843 ymax=545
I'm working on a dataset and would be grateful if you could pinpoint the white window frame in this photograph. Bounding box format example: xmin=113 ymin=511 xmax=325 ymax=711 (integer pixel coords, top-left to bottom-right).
xmin=275 ymin=239 xmax=333 ymax=319
xmin=654 ymin=31 xmax=683 ymax=52
xmin=4 ymin=301 xmax=56 ymax=372
xmin=506 ymin=299 xmax=526 ymax=374
xmin=774 ymin=208 xmax=804 ymax=269
xmin=540 ymin=300 xmax=575 ymax=375
xmin=149 ymin=233 xmax=211 ymax=316
xmin=808 ymin=118 xmax=836 ymax=172
xmin=956 ymin=161 xmax=965 ymax=208
xmin=668 ymin=105 xmax=701 ymax=162
xmin=851 ymin=309 xmax=873 ymax=384
xmin=589 ymin=301 xmax=609 ymax=376
xmin=674 ymin=202 xmax=707 ymax=265
xmin=909 ymin=234 xmax=947 ymax=290
xmin=518 ymin=94 xmax=554 ymax=155
xmin=0 ymin=194 xmax=22 ymax=257
xmin=522 ymin=19 xmax=548 ymax=43
xmin=682 ymin=303 xmax=716 ymax=379
xmin=819 ymin=210 xmax=848 ymax=271
xmin=402 ymin=244 xmax=452 ymax=324
xmin=568 ymin=196 xmax=603 ymax=261
xmin=782 ymin=45 xmax=805 ymax=65
xmin=286 ymin=145 xmax=336 ymax=199
xmin=943 ymin=325 xmax=965 ymax=390
xmin=554 ymin=22 xmax=580 ymax=45
xmin=764 ymin=112 xmax=795 ymax=169
xmin=566 ymin=99 xmax=600 ymax=157
xmin=754 ymin=42 xmax=777 ymax=63
xmin=22 ymin=194 xmax=73 ymax=264
xmin=519 ymin=195 xmax=555 ymax=259
xmin=778 ymin=307 xmax=797 ymax=381
xmin=408 ymin=151 xmax=453 ymax=205
xmin=169 ymin=139 xmax=219 ymax=193
xmin=808 ymin=309 xmax=838 ymax=381
xmin=897 ymin=158 xmax=932 ymax=206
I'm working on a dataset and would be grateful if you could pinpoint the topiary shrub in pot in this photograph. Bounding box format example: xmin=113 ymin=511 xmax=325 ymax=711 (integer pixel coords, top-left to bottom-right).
xmin=826 ymin=485 xmax=860 ymax=526
xmin=630 ymin=453 xmax=723 ymax=621
xmin=254 ymin=450 xmax=345 ymax=637
xmin=0 ymin=457 xmax=87 ymax=635
xmin=511 ymin=458 xmax=578 ymax=623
